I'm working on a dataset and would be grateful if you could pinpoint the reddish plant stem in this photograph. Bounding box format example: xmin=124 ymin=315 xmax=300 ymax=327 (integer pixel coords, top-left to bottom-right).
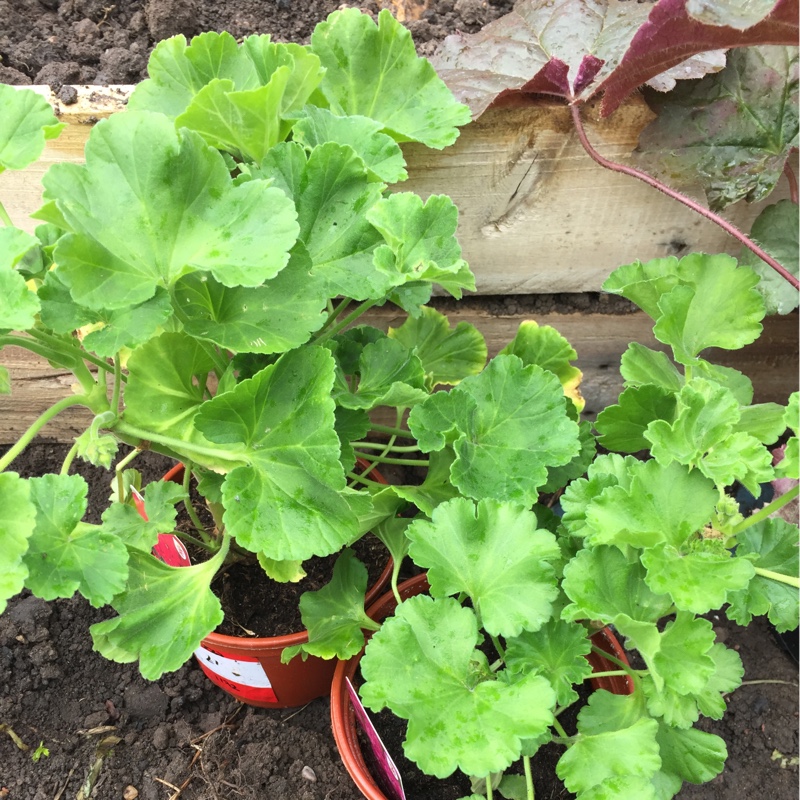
xmin=784 ymin=157 xmax=798 ymax=205
xmin=570 ymin=104 xmax=799 ymax=290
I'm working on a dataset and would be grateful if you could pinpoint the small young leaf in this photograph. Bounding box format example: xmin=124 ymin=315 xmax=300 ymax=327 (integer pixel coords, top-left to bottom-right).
xmin=0 ymin=473 xmax=36 ymax=612
xmin=0 ymin=84 xmax=64 ymax=172
xmin=409 ymin=355 xmax=581 ymax=505
xmin=360 ymin=595 xmax=556 ymax=778
xmin=596 ymin=385 xmax=677 ymax=453
xmin=391 ymin=447 xmax=461 ymax=515
xmin=776 ymin=392 xmax=799 ymax=479
xmin=602 ymin=256 xmax=684 ymax=321
xmin=90 ymin=547 xmax=224 ymax=680
xmin=389 ymin=305 xmax=487 ymax=389
xmin=727 ymin=518 xmax=800 ymax=631
xmin=407 ymin=498 xmax=561 ymax=637
xmin=285 ymin=549 xmax=379 ymax=663
xmin=311 ymin=9 xmax=471 ymax=148
xmin=740 ymin=200 xmax=799 ymax=314
xmin=619 ymin=342 xmax=683 ymax=393
xmin=24 ymin=475 xmax=128 ymax=607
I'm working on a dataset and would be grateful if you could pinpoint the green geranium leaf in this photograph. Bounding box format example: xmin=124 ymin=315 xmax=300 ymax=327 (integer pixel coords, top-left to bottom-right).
xmin=177 ymin=246 xmax=327 ymax=354
xmin=74 ymin=428 xmax=118 ymax=469
xmin=368 ymin=193 xmax=475 ymax=299
xmin=541 ymin=419 xmax=597 ymax=494
xmin=641 ymin=542 xmax=755 ymax=614
xmin=596 ymin=385 xmax=678 ymax=453
xmin=123 ymin=332 xmax=220 ymax=452
xmin=23 ymin=475 xmax=128 ymax=607
xmin=407 ymin=498 xmax=560 ymax=637
xmin=391 ymin=447 xmax=461 ymax=516
xmin=602 ymin=257 xmax=684 ymax=321
xmin=735 ymin=402 xmax=788 ymax=443
xmin=693 ymin=360 xmax=754 ymax=404
xmin=335 ymin=336 xmax=428 ymax=411
xmin=284 ymin=549 xmax=379 ymax=663
xmin=100 ymin=480 xmax=184 ymax=552
xmin=408 ymin=355 xmax=580 ymax=505
xmin=652 ymin=255 xmax=765 ymax=365
xmin=360 ymin=595 xmax=556 ymax=778
xmin=194 ymin=347 xmax=364 ymax=561
xmin=619 ymin=343 xmax=683 ymax=393
xmin=257 ymin=554 xmax=306 ymax=583
xmin=505 ymin=618 xmax=593 ymax=706
xmin=311 ymin=8 xmax=470 ymax=148
xmin=293 ymin=106 xmax=408 ymax=183
xmin=0 ymin=265 xmax=40 ymax=333
xmin=0 ymin=84 xmax=64 ymax=172
xmin=90 ymin=545 xmax=225 ymax=680
xmin=584 ymin=460 xmax=718 ymax=550
xmin=259 ymin=141 xmax=388 ymax=301
xmin=500 ymin=320 xmax=584 ymax=411
xmin=43 ymin=111 xmax=298 ymax=311
xmin=562 ymin=546 xmax=674 ymax=628
xmin=638 ymin=47 xmax=798 ymax=211
xmin=0 ymin=227 xmax=42 ymax=271
xmin=776 ymin=392 xmax=799 ymax=479
xmin=727 ymin=518 xmax=800 ymax=632
xmin=334 ymin=406 xmax=371 ymax=473
xmin=741 ymin=199 xmax=800 ymax=314
xmin=655 ymin=724 xmax=727 ymax=790
xmin=0 ymin=473 xmax=36 ymax=612
xmin=388 ymin=305 xmax=487 ymax=389
xmin=0 ymin=365 xmax=9 ymax=394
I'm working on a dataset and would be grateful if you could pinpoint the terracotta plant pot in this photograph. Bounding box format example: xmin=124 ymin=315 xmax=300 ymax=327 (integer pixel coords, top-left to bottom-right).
xmin=330 ymin=573 xmax=634 ymax=799
xmin=139 ymin=462 xmax=393 ymax=709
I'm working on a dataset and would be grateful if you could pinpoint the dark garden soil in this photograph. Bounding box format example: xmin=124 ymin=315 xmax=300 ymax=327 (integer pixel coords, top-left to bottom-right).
xmin=2 ymin=442 xmax=798 ymax=799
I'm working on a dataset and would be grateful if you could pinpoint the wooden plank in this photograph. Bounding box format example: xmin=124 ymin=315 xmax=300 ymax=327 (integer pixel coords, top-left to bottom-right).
xmin=3 ymin=87 xmax=793 ymax=294
xmin=2 ymin=308 xmax=796 ymax=444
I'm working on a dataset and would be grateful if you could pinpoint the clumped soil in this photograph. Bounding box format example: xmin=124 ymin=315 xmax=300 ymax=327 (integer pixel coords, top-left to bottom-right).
xmin=1 ymin=443 xmax=798 ymax=799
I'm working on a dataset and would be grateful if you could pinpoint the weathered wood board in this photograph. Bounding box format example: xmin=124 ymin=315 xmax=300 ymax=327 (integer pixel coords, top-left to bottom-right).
xmin=3 ymin=86 xmax=794 ymax=294
xmin=2 ymin=307 xmax=796 ymax=445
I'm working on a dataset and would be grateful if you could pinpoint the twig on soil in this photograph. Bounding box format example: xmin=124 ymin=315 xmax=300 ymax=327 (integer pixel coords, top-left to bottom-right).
xmin=725 ymin=678 xmax=799 ymax=696
xmin=0 ymin=723 xmax=29 ymax=751
xmin=52 ymin=764 xmax=77 ymax=800
xmin=281 ymin=701 xmax=312 ymax=723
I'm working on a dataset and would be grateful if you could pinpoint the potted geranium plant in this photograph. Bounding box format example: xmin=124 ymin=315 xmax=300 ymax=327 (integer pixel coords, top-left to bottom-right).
xmin=0 ymin=7 xmax=507 ymax=707
xmin=326 ymin=251 xmax=799 ymax=800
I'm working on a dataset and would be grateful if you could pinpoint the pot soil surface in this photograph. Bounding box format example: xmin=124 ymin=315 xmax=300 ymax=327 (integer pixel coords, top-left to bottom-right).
xmin=1 ymin=443 xmax=798 ymax=799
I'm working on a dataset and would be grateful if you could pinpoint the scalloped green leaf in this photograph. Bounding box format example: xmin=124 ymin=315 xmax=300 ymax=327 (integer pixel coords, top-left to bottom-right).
xmin=505 ymin=618 xmax=593 ymax=706
xmin=638 ymin=46 xmax=798 ymax=211
xmin=390 ymin=447 xmax=461 ymax=515
xmin=368 ymin=193 xmax=475 ymax=299
xmin=90 ymin=546 xmax=225 ymax=680
xmin=584 ymin=460 xmax=718 ymax=550
xmin=641 ymin=541 xmax=755 ymax=613
xmin=311 ymin=9 xmax=471 ymax=148
xmin=596 ymin=385 xmax=678 ymax=453
xmin=727 ymin=518 xmax=800 ymax=631
xmin=500 ymin=320 xmax=584 ymax=411
xmin=407 ymin=498 xmax=561 ymax=637
xmin=194 ymin=347 xmax=364 ymax=561
xmin=408 ymin=355 xmax=581 ymax=504
xmin=620 ymin=342 xmax=683 ymax=393
xmin=0 ymin=84 xmax=64 ymax=172
xmin=177 ymin=246 xmax=327 ymax=354
xmin=602 ymin=256 xmax=684 ymax=320
xmin=388 ymin=305 xmax=487 ymax=389
xmin=0 ymin=473 xmax=36 ymax=612
xmin=652 ymin=255 xmax=765 ymax=364
xmin=284 ymin=549 xmax=379 ymax=663
xmin=541 ymin=418 xmax=597 ymax=494
xmin=776 ymin=392 xmax=799 ymax=479
xmin=23 ymin=475 xmax=128 ymax=606
xmin=42 ymin=111 xmax=299 ymax=311
xmin=293 ymin=106 xmax=408 ymax=184
xmin=741 ymin=199 xmax=800 ymax=314
xmin=360 ymin=594 xmax=556 ymax=778
xmin=655 ymin=723 xmax=727 ymax=790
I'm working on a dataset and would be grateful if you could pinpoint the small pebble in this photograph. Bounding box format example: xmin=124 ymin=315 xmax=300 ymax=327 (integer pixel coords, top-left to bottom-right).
xmin=123 ymin=787 xmax=139 ymax=800
xmin=301 ymin=766 xmax=317 ymax=783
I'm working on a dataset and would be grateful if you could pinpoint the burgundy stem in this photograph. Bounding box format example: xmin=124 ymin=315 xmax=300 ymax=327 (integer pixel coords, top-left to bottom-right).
xmin=784 ymin=157 xmax=798 ymax=205
xmin=570 ymin=104 xmax=799 ymax=290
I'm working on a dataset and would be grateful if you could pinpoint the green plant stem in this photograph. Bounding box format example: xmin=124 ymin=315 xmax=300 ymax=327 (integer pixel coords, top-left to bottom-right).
xmin=523 ymin=755 xmax=535 ymax=800
xmin=589 ymin=670 xmax=632 ymax=679
xmin=346 ymin=471 xmax=388 ymax=489
xmin=551 ymin=717 xmax=570 ymax=740
xmin=114 ymin=447 xmax=142 ymax=500
xmin=352 ymin=451 xmax=429 ymax=467
xmin=753 ymin=567 xmax=800 ymax=588
xmin=316 ymin=297 xmax=351 ymax=336
xmin=570 ymin=104 xmax=800 ymax=289
xmin=369 ymin=422 xmax=412 ymax=438
xmin=590 ymin=644 xmax=641 ymax=691
xmin=359 ymin=408 xmax=406 ymax=481
xmin=0 ymin=394 xmax=90 ymax=472
xmin=486 ymin=778 xmax=493 ymax=800
xmin=60 ymin=442 xmax=80 ymax=475
xmin=26 ymin=329 xmax=98 ymax=392
xmin=313 ymin=299 xmax=380 ymax=344
xmin=181 ymin=462 xmax=214 ymax=545
xmin=732 ymin=484 xmax=800 ymax=534
xmin=490 ymin=634 xmax=506 ymax=662
xmin=353 ymin=441 xmax=421 ymax=453
xmin=0 ymin=198 xmax=13 ymax=227
xmin=111 ymin=355 xmax=122 ymax=414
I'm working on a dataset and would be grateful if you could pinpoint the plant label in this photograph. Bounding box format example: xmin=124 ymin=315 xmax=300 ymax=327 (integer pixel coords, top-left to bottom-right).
xmin=346 ymin=677 xmax=406 ymax=800
xmin=195 ymin=644 xmax=278 ymax=705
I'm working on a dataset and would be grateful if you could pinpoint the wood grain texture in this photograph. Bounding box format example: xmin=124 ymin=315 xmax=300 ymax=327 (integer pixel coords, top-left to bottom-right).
xmin=3 ymin=87 xmax=794 ymax=293
xmin=2 ymin=308 xmax=796 ymax=444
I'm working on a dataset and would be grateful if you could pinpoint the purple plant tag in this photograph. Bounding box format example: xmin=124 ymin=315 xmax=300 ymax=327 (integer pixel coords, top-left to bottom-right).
xmin=346 ymin=677 xmax=406 ymax=800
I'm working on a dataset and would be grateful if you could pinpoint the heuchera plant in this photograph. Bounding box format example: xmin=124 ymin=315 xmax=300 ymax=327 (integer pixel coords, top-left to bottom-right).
xmin=0 ymin=8 xmax=558 ymax=680
xmin=354 ymin=253 xmax=799 ymax=800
